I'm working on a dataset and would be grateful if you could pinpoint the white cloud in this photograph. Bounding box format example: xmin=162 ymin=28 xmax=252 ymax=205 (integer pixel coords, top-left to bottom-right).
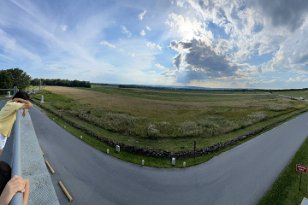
xmin=99 ymin=40 xmax=116 ymax=48
xmin=0 ymin=28 xmax=41 ymax=63
xmin=166 ymin=13 xmax=211 ymax=41
xmin=1 ymin=0 xmax=308 ymax=88
xmin=121 ymin=25 xmax=132 ymax=37
xmin=155 ymin=63 xmax=168 ymax=71
xmin=140 ymin=29 xmax=146 ymax=36
xmin=165 ymin=0 xmax=308 ymax=86
xmin=138 ymin=10 xmax=147 ymax=21
xmin=146 ymin=41 xmax=162 ymax=51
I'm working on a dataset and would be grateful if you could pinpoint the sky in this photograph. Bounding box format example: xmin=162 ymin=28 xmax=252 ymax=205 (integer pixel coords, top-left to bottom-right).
xmin=0 ymin=0 xmax=308 ymax=89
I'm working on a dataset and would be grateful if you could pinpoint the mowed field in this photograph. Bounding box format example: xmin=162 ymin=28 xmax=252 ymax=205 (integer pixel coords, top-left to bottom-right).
xmin=32 ymin=85 xmax=308 ymax=152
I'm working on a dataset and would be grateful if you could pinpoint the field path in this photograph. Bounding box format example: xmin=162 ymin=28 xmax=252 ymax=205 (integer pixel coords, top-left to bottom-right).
xmin=30 ymin=106 xmax=308 ymax=205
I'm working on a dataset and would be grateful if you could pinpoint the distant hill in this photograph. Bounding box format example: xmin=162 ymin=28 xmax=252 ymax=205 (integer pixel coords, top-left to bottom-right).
xmin=92 ymin=83 xmax=308 ymax=92
xmin=93 ymin=83 xmax=258 ymax=92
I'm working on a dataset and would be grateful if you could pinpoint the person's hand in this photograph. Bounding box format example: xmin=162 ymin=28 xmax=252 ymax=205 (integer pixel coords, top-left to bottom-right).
xmin=0 ymin=176 xmax=26 ymax=205
xmin=22 ymin=109 xmax=26 ymax=117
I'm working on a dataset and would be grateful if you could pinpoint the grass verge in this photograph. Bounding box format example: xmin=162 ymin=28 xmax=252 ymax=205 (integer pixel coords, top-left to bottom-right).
xmin=258 ymin=137 xmax=308 ymax=205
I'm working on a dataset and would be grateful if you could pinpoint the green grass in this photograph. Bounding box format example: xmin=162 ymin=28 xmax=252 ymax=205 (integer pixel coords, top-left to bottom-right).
xmin=43 ymin=110 xmax=187 ymax=168
xmin=31 ymin=86 xmax=308 ymax=151
xmin=30 ymin=86 xmax=308 ymax=168
xmin=38 ymin=107 xmax=267 ymax=168
xmin=37 ymin=103 xmax=308 ymax=168
xmin=258 ymin=137 xmax=308 ymax=205
xmin=87 ymin=84 xmax=272 ymax=102
xmin=273 ymin=90 xmax=308 ymax=99
xmin=31 ymin=89 xmax=308 ymax=152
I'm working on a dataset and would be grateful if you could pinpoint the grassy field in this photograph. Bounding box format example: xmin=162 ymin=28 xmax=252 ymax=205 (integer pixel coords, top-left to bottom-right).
xmin=31 ymin=85 xmax=308 ymax=154
xmin=258 ymin=137 xmax=308 ymax=205
xmin=273 ymin=89 xmax=308 ymax=99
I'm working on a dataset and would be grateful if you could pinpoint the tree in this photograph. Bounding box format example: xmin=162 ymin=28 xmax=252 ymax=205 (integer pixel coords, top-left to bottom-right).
xmin=31 ymin=78 xmax=91 ymax=88
xmin=5 ymin=68 xmax=31 ymax=90
xmin=0 ymin=70 xmax=13 ymax=89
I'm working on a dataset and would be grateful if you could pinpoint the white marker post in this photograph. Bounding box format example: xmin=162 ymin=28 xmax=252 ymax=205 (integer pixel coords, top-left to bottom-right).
xmin=116 ymin=145 xmax=120 ymax=152
xmin=141 ymin=159 xmax=145 ymax=166
xmin=183 ymin=161 xmax=186 ymax=167
xmin=172 ymin=157 xmax=176 ymax=166
xmin=107 ymin=149 xmax=109 ymax=154
xmin=7 ymin=91 xmax=11 ymax=98
xmin=41 ymin=95 xmax=44 ymax=103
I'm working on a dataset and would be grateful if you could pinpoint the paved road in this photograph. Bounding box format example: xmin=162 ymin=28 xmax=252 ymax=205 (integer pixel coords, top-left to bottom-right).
xmin=30 ymin=106 xmax=308 ymax=205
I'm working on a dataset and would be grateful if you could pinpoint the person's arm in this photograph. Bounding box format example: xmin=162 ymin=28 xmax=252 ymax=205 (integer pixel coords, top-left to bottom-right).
xmin=12 ymin=98 xmax=32 ymax=109
xmin=22 ymin=179 xmax=29 ymax=205
xmin=0 ymin=176 xmax=26 ymax=205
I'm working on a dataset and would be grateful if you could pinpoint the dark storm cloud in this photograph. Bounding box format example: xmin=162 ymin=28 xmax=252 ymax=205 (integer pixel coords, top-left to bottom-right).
xmin=170 ymin=39 xmax=238 ymax=83
xmin=253 ymin=0 xmax=308 ymax=31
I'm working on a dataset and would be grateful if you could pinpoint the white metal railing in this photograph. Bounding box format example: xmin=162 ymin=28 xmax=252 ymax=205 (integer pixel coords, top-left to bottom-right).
xmin=10 ymin=111 xmax=23 ymax=205
xmin=1 ymin=87 xmax=23 ymax=205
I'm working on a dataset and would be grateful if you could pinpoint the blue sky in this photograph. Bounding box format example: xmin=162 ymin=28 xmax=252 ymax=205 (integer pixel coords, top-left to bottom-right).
xmin=1 ymin=0 xmax=308 ymax=89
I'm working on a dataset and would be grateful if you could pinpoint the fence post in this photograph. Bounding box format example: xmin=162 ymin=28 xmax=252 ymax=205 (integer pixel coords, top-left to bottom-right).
xmin=10 ymin=111 xmax=23 ymax=205
xmin=13 ymin=86 xmax=18 ymax=95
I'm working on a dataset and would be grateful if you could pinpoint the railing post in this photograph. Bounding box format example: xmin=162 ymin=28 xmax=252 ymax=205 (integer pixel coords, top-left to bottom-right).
xmin=13 ymin=86 xmax=18 ymax=95
xmin=10 ymin=111 xmax=23 ymax=205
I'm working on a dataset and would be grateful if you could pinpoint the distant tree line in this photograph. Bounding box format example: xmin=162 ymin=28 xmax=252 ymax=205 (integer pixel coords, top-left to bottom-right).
xmin=0 ymin=68 xmax=31 ymax=90
xmin=31 ymin=78 xmax=91 ymax=88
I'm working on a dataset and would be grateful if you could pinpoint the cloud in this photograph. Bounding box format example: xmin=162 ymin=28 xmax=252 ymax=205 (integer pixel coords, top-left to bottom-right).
xmin=0 ymin=28 xmax=41 ymax=63
xmin=252 ymin=0 xmax=308 ymax=31
xmin=155 ymin=63 xmax=168 ymax=71
xmin=99 ymin=40 xmax=116 ymax=48
xmin=140 ymin=29 xmax=146 ymax=36
xmin=121 ymin=26 xmax=132 ymax=37
xmin=1 ymin=0 xmax=308 ymax=88
xmin=165 ymin=0 xmax=308 ymax=87
xmin=138 ymin=10 xmax=147 ymax=21
xmin=146 ymin=41 xmax=162 ymax=50
xmin=170 ymin=38 xmax=239 ymax=83
xmin=166 ymin=12 xmax=210 ymax=40
xmin=267 ymin=24 xmax=308 ymax=72
xmin=146 ymin=26 xmax=151 ymax=31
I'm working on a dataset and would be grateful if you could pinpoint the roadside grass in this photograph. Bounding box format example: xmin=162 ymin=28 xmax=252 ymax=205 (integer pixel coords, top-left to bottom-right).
xmin=258 ymin=137 xmax=308 ymax=205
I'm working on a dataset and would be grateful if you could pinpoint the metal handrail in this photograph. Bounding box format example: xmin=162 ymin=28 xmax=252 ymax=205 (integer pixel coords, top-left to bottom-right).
xmin=10 ymin=111 xmax=23 ymax=205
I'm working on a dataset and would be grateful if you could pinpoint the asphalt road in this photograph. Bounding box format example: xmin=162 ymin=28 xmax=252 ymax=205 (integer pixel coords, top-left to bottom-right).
xmin=30 ymin=106 xmax=308 ymax=205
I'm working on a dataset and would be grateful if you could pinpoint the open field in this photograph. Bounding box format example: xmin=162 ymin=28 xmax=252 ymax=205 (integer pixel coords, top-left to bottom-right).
xmin=273 ymin=89 xmax=308 ymax=99
xmin=31 ymin=85 xmax=308 ymax=154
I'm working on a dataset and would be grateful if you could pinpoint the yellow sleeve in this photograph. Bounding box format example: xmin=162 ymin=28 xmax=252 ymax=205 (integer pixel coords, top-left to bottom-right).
xmin=10 ymin=101 xmax=24 ymax=111
xmin=0 ymin=101 xmax=24 ymax=120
